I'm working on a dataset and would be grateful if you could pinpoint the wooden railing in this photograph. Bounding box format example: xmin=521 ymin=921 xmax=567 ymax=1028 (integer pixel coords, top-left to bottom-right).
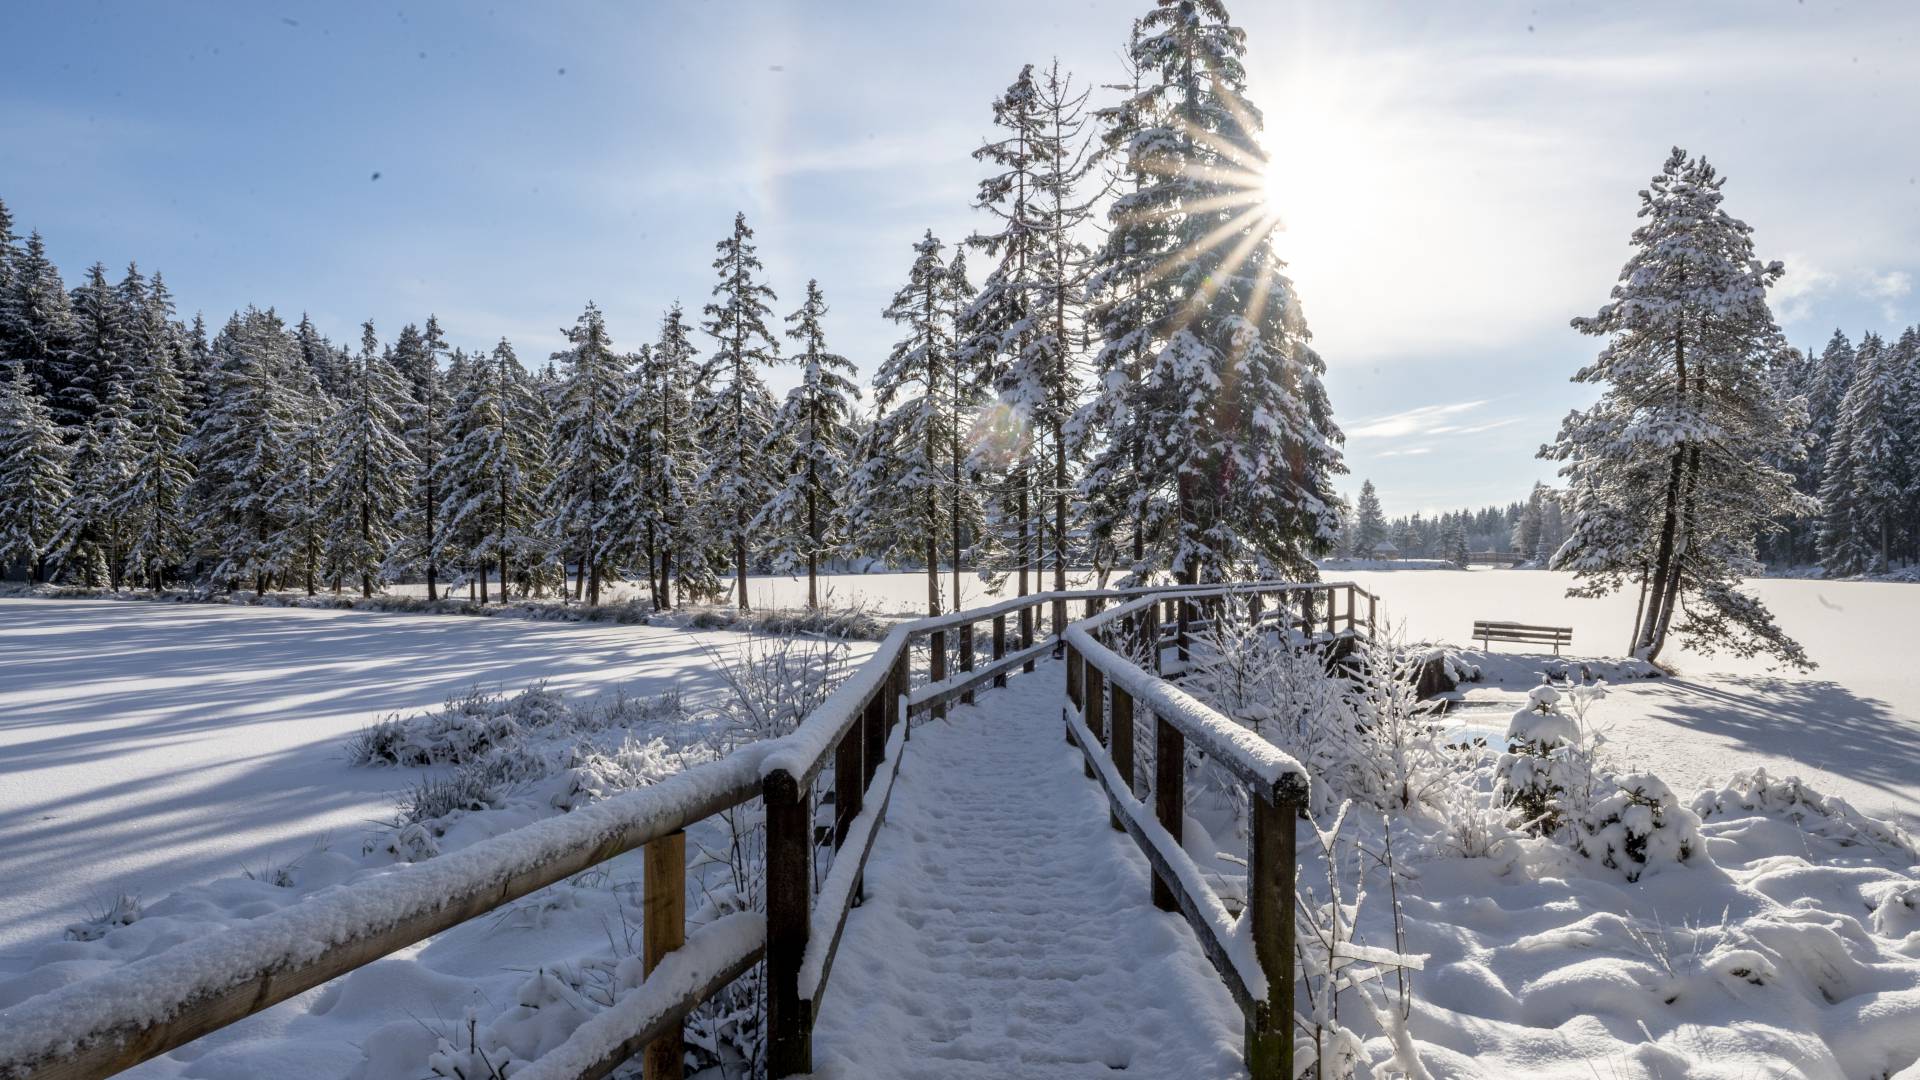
xmin=0 ymin=578 xmax=1374 ymax=1080
xmin=1059 ymin=583 xmax=1369 ymax=1080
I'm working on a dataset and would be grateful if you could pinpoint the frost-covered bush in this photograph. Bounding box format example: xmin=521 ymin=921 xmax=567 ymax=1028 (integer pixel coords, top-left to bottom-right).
xmin=1187 ymin=616 xmax=1462 ymax=824
xmin=1571 ymin=773 xmax=1703 ymax=881
xmin=1692 ymin=768 xmax=1919 ymax=860
xmin=348 ymin=685 xmax=567 ymax=767
xmin=551 ymin=734 xmax=682 ymax=811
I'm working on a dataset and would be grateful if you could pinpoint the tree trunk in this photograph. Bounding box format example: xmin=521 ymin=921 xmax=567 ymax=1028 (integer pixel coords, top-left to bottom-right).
xmin=806 ymin=465 xmax=819 ymax=611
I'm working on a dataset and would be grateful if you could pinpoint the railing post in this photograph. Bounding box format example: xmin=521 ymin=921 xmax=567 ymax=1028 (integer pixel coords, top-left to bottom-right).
xmin=1144 ymin=602 xmax=1161 ymax=674
xmin=958 ymin=622 xmax=975 ymax=705
xmin=1298 ymin=589 xmax=1313 ymax=639
xmin=1065 ymin=638 xmax=1083 ymax=707
xmin=1082 ymin=662 xmax=1105 ymax=780
xmin=642 ymin=829 xmax=686 ymax=1080
xmin=1111 ymin=683 xmax=1135 ymax=810
xmin=929 ymin=628 xmax=947 ymax=721
xmin=834 ymin=725 xmax=862 ymax=849
xmin=1246 ymin=789 xmax=1298 ymax=1080
xmin=1368 ymin=591 xmax=1377 ymax=637
xmin=763 ymin=769 xmax=812 ymax=1077
xmin=1325 ymin=586 xmax=1336 ymax=637
xmin=1177 ymin=596 xmax=1192 ymax=665
xmin=992 ymin=613 xmax=1008 ymax=687
xmin=862 ymin=685 xmax=884 ymax=788
xmin=1153 ymin=711 xmax=1184 ymax=912
xmin=888 ymin=646 xmax=910 ymax=741
xmin=1020 ymin=602 xmax=1036 ymax=673
xmin=1052 ymin=596 xmax=1068 ymax=654
xmin=1346 ymin=584 xmax=1357 ymax=634
xmin=1062 ymin=641 xmax=1080 ymax=744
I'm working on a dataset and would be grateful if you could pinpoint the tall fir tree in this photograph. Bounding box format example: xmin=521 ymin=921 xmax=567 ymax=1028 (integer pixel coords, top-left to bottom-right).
xmin=648 ymin=304 xmax=707 ymax=606
xmin=542 ymin=303 xmax=626 ymax=605
xmin=964 ymin=64 xmax=1047 ymax=599
xmin=319 ymin=323 xmax=416 ymax=596
xmin=849 ymin=231 xmax=971 ymax=615
xmin=1545 ymin=148 xmax=1811 ymax=667
xmin=1354 ymin=479 xmax=1386 ymax=555
xmin=188 ymin=309 xmax=302 ymax=594
xmin=0 ymin=363 xmax=70 ymax=582
xmin=440 ymin=340 xmax=546 ymax=602
xmin=754 ymin=280 xmax=861 ymax=609
xmin=113 ymin=279 xmax=196 ymax=589
xmin=1082 ymin=0 xmax=1344 ymax=583
xmin=60 ymin=262 xmax=127 ymax=428
xmin=5 ymin=232 xmax=76 ymax=407
xmin=392 ymin=317 xmax=453 ymax=598
xmin=1839 ymin=332 xmax=1903 ymax=572
xmin=695 ymin=212 xmax=783 ymax=610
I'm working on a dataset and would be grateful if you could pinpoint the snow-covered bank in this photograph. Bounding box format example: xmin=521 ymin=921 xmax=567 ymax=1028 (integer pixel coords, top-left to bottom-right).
xmin=1343 ymin=570 xmax=1920 ymax=828
xmin=0 ymin=599 xmax=863 ymax=963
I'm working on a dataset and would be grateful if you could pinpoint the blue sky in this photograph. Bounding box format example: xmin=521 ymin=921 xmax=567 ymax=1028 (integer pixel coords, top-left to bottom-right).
xmin=4 ymin=2 xmax=1916 ymax=516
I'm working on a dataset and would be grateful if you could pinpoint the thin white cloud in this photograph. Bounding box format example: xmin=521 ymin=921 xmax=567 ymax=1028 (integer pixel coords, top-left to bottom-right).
xmin=1375 ymin=447 xmax=1433 ymax=458
xmin=1348 ymin=400 xmax=1488 ymax=439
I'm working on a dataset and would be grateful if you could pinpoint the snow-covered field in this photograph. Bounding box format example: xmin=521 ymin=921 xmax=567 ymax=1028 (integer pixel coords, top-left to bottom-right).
xmin=1340 ymin=569 xmax=1920 ymax=828
xmin=0 ymin=598 xmax=824 ymax=965
xmin=2 ymin=569 xmax=1916 ymax=1078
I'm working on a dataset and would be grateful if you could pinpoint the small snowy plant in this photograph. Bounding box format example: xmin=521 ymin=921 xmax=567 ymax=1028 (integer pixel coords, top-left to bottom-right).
xmin=1570 ymin=773 xmax=1702 ymax=882
xmin=1494 ymin=680 xmax=1608 ymax=836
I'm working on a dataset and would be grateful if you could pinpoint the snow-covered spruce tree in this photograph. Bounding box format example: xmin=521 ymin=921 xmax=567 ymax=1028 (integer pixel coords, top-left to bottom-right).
xmin=1083 ymin=0 xmax=1344 ymax=584
xmin=1835 ymin=332 xmax=1904 ymax=573
xmin=1544 ymin=148 xmax=1811 ymax=668
xmin=541 ymin=303 xmax=627 ymax=605
xmin=51 ymin=378 xmax=138 ymax=586
xmin=0 ymin=363 xmax=70 ymax=582
xmin=1076 ymin=18 xmax=1161 ymax=582
xmin=319 ymin=323 xmax=416 ymax=597
xmin=647 ymin=304 xmax=709 ymax=607
xmin=271 ymin=415 xmax=332 ymax=595
xmin=59 ymin=262 xmax=129 ymax=429
xmin=112 ymin=276 xmax=196 ymax=589
xmin=603 ymin=345 xmax=656 ymax=599
xmin=188 ymin=309 xmax=302 ymax=594
xmin=849 ymin=231 xmax=973 ymax=615
xmin=3 ymin=231 xmax=77 ymax=409
xmin=963 ymin=63 xmax=1046 ymax=597
xmin=696 ymin=212 xmax=783 ymax=610
xmin=753 ymin=279 xmax=861 ymax=609
xmin=440 ymin=339 xmax=545 ymax=602
xmin=1353 ymin=479 xmax=1386 ymax=556
xmin=391 ymin=317 xmax=453 ymax=600
xmin=967 ymin=62 xmax=1100 ymax=597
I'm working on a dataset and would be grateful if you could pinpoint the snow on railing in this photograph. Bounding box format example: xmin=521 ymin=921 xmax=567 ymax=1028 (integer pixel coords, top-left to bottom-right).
xmin=0 ymin=749 xmax=771 ymax=1080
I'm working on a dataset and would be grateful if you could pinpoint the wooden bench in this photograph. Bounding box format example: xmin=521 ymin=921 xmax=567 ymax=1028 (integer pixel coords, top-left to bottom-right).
xmin=1473 ymin=620 xmax=1572 ymax=655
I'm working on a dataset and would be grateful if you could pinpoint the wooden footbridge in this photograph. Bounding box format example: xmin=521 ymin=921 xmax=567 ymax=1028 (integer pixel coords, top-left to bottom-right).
xmin=0 ymin=581 xmax=1379 ymax=1080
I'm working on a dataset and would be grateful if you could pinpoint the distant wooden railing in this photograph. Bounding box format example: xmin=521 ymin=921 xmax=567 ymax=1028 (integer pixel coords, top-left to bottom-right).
xmin=0 ymin=578 xmax=1373 ymax=1080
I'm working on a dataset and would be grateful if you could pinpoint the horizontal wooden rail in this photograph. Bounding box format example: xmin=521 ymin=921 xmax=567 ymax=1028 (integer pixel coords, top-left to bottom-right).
xmin=0 ymin=750 xmax=771 ymax=1079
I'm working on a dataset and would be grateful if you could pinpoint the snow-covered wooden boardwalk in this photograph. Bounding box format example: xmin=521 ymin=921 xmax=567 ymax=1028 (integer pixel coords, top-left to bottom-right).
xmin=807 ymin=664 xmax=1246 ymax=1078
xmin=1 ymin=584 xmax=1354 ymax=1080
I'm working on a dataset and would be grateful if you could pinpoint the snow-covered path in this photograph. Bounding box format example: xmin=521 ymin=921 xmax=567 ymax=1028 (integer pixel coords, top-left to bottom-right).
xmin=808 ymin=664 xmax=1248 ymax=1079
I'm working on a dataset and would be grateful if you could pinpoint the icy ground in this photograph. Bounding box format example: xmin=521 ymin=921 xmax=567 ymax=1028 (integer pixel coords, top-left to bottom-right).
xmin=1342 ymin=569 xmax=1920 ymax=828
xmin=808 ymin=671 xmax=1245 ymax=1079
xmin=0 ymin=598 xmax=826 ymax=964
